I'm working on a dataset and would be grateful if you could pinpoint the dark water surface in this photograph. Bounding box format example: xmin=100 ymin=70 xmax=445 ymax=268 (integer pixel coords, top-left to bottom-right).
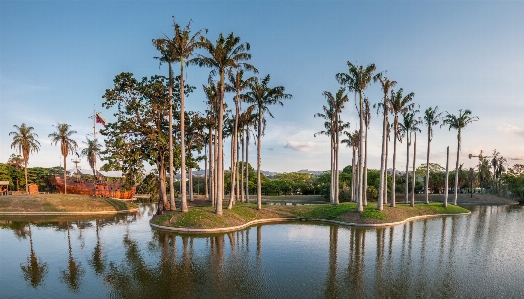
xmin=1 ymin=204 xmax=523 ymax=298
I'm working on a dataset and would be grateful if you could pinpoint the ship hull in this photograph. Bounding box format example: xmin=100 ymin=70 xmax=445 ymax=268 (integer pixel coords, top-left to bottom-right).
xmin=50 ymin=176 xmax=136 ymax=199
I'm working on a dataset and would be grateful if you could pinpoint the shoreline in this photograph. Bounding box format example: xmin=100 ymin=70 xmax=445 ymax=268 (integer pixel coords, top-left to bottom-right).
xmin=150 ymin=211 xmax=472 ymax=234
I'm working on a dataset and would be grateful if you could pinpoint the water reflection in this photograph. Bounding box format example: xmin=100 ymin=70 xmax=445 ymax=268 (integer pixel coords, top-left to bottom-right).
xmin=0 ymin=204 xmax=523 ymax=298
xmin=20 ymin=223 xmax=48 ymax=288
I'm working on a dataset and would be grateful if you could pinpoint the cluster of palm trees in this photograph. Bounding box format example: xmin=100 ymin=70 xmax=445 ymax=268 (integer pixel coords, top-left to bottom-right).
xmin=316 ymin=61 xmax=478 ymax=211
xmin=152 ymin=18 xmax=291 ymax=215
xmin=10 ymin=122 xmax=102 ymax=195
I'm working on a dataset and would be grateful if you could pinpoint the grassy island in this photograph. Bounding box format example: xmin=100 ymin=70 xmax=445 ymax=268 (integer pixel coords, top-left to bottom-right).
xmin=151 ymin=202 xmax=470 ymax=232
xmin=0 ymin=194 xmax=138 ymax=214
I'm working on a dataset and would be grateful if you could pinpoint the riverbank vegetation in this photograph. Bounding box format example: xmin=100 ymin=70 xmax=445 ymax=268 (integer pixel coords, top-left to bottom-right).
xmin=0 ymin=194 xmax=137 ymax=213
xmin=152 ymin=202 xmax=469 ymax=230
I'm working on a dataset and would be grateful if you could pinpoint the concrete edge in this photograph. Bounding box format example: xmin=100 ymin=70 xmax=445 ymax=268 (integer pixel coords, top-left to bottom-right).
xmin=0 ymin=208 xmax=139 ymax=216
xmin=149 ymin=211 xmax=471 ymax=234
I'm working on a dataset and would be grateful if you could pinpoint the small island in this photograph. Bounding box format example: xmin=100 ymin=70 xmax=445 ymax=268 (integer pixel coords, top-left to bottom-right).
xmin=0 ymin=194 xmax=138 ymax=215
xmin=150 ymin=197 xmax=474 ymax=234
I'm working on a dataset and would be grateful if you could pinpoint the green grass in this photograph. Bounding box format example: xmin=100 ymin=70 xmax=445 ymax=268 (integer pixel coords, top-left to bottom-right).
xmin=103 ymin=197 xmax=137 ymax=211
xmin=291 ymin=202 xmax=356 ymax=219
xmin=360 ymin=207 xmax=388 ymax=220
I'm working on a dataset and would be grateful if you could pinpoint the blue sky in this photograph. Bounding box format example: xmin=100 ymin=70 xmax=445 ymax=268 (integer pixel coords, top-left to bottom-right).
xmin=1 ymin=0 xmax=523 ymax=173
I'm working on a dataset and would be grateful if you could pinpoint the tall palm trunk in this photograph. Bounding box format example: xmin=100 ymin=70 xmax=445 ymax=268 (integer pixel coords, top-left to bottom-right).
xmin=63 ymin=155 xmax=67 ymax=194
xmin=180 ymin=61 xmax=188 ymax=212
xmin=377 ymin=105 xmax=387 ymax=210
xmin=236 ymin=135 xmax=241 ymax=202
xmin=188 ymin=168 xmax=193 ymax=202
xmin=453 ymin=130 xmax=461 ymax=205
xmin=256 ymin=109 xmax=263 ymax=210
xmin=209 ymin=127 xmax=214 ymax=204
xmin=405 ymin=132 xmax=410 ymax=204
xmin=245 ymin=126 xmax=250 ymax=203
xmin=168 ymin=63 xmax=176 ymax=210
xmin=363 ymin=123 xmax=369 ymax=206
xmin=351 ymin=146 xmax=356 ymax=202
xmin=444 ymin=146 xmax=449 ymax=207
xmin=384 ymin=133 xmax=389 ymax=204
xmin=357 ymin=92 xmax=364 ymax=212
xmin=410 ymin=132 xmax=417 ymax=207
xmin=391 ymin=119 xmax=398 ymax=207
xmin=424 ymin=126 xmax=431 ymax=204
xmin=216 ymin=83 xmax=225 ymax=215
xmin=330 ymin=134 xmax=334 ymax=204
xmin=228 ymin=100 xmax=240 ymax=209
xmin=24 ymin=159 xmax=28 ymax=194
xmin=335 ymin=129 xmax=340 ymax=204
xmin=241 ymin=131 xmax=245 ymax=202
xmin=204 ymin=141 xmax=208 ymax=200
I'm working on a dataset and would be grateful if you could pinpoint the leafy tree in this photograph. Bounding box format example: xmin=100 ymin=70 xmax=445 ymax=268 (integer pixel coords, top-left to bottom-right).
xmin=101 ymin=73 xmax=191 ymax=214
xmin=48 ymin=123 xmax=77 ymax=194
xmin=9 ymin=123 xmax=41 ymax=193
xmin=442 ymin=109 xmax=478 ymax=205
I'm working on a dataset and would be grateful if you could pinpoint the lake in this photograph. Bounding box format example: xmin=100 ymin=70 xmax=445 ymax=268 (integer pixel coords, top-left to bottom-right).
xmin=1 ymin=204 xmax=523 ymax=298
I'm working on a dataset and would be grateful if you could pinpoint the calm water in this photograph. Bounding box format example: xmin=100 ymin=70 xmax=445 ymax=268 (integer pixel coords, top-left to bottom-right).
xmin=1 ymin=204 xmax=523 ymax=298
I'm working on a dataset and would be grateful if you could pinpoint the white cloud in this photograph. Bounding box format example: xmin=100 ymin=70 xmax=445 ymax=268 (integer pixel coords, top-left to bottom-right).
xmin=498 ymin=124 xmax=524 ymax=138
xmin=283 ymin=140 xmax=319 ymax=152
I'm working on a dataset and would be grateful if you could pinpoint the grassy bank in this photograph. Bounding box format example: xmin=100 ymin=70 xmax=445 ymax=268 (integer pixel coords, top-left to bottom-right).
xmin=152 ymin=202 xmax=470 ymax=230
xmin=0 ymin=194 xmax=138 ymax=213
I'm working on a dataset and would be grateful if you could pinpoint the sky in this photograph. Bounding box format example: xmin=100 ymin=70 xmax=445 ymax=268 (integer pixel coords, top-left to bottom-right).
xmin=1 ymin=0 xmax=524 ymax=174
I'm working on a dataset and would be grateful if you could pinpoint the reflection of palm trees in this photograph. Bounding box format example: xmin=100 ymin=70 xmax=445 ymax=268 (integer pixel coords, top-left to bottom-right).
xmin=88 ymin=220 xmax=105 ymax=275
xmin=324 ymin=226 xmax=339 ymax=298
xmin=60 ymin=222 xmax=85 ymax=293
xmin=20 ymin=223 xmax=48 ymax=288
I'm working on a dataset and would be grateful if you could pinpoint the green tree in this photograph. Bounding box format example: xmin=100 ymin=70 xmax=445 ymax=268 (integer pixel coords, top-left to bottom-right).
xmin=243 ymin=74 xmax=292 ymax=210
xmin=153 ymin=18 xmax=206 ymax=213
xmin=442 ymin=109 xmax=478 ymax=205
xmin=9 ymin=123 xmax=41 ymax=193
xmin=421 ymin=106 xmax=442 ymax=203
xmin=336 ymin=62 xmax=376 ymax=212
xmin=48 ymin=123 xmax=77 ymax=194
xmin=101 ymin=73 xmax=191 ymax=214
xmin=388 ymin=89 xmax=415 ymax=207
xmin=191 ymin=32 xmax=256 ymax=215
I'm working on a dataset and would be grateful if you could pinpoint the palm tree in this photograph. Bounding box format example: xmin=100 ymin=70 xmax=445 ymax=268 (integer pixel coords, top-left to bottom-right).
xmin=373 ymin=73 xmax=396 ymax=210
xmin=48 ymin=123 xmax=77 ymax=194
xmin=315 ymin=88 xmax=349 ymax=204
xmin=81 ymin=137 xmax=102 ymax=196
xmin=388 ymin=89 xmax=415 ymax=207
xmin=399 ymin=110 xmax=420 ymax=206
xmin=363 ymin=98 xmax=371 ymax=206
xmin=191 ymin=32 xmax=256 ymax=215
xmin=342 ymin=130 xmax=359 ymax=202
xmin=422 ymin=106 xmax=442 ymax=204
xmin=226 ymin=69 xmax=257 ymax=209
xmin=244 ymin=74 xmax=292 ymax=210
xmin=336 ymin=62 xmax=376 ymax=212
xmin=9 ymin=123 xmax=41 ymax=193
xmin=153 ymin=18 xmax=206 ymax=212
xmin=442 ymin=109 xmax=479 ymax=205
xmin=239 ymin=105 xmax=257 ymax=203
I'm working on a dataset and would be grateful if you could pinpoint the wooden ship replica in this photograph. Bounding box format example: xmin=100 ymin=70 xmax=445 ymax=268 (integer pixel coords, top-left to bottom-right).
xmin=51 ymin=159 xmax=136 ymax=199
xmin=51 ymin=109 xmax=136 ymax=200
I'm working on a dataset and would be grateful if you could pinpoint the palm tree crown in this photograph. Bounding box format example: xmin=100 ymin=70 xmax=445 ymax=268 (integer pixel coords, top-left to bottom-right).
xmin=49 ymin=123 xmax=77 ymax=158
